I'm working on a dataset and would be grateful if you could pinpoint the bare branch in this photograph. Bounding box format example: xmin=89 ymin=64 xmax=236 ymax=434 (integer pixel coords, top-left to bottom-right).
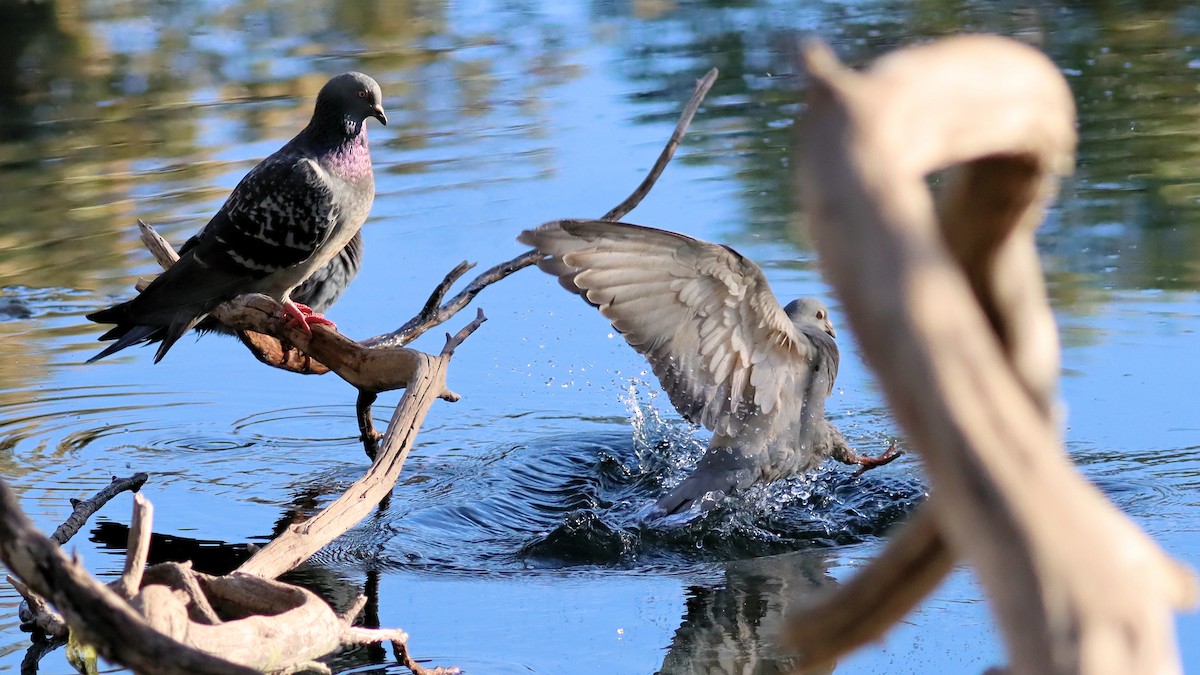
xmin=237 ymin=348 xmax=450 ymax=580
xmin=364 ymin=252 xmax=538 ymax=349
xmin=0 ymin=479 xmax=258 ymax=675
xmin=602 ymin=67 xmax=719 ymax=222
xmin=50 ymin=473 xmax=148 ymax=546
xmin=417 ymin=261 xmax=475 ymax=322
xmin=442 ymin=308 xmax=487 ymax=357
xmin=356 ymin=389 xmax=383 ymax=460
xmin=113 ymin=493 xmax=153 ymax=600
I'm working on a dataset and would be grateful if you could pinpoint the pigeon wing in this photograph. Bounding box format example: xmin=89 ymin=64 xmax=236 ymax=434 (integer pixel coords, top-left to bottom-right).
xmin=185 ymin=153 xmax=338 ymax=279
xmin=520 ymin=219 xmax=817 ymax=439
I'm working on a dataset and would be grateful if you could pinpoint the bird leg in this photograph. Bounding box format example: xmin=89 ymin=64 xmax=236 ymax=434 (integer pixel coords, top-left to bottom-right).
xmin=279 ymin=301 xmax=337 ymax=338
xmin=849 ymin=442 xmax=904 ymax=477
xmin=827 ymin=422 xmax=905 ymax=476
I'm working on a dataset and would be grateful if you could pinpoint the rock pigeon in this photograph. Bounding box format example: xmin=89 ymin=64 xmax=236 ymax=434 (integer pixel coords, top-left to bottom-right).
xmin=87 ymin=72 xmax=386 ymax=363
xmin=519 ymin=219 xmax=900 ymax=516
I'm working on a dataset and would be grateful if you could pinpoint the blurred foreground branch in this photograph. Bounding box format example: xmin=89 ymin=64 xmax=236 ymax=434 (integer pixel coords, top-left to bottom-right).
xmin=784 ymin=35 xmax=1196 ymax=674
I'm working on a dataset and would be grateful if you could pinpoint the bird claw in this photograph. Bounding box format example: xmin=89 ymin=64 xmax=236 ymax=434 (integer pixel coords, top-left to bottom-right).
xmin=850 ymin=441 xmax=904 ymax=477
xmin=280 ymin=301 xmax=337 ymax=338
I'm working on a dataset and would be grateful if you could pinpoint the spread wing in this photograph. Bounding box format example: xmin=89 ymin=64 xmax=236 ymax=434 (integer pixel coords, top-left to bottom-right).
xmin=520 ymin=219 xmax=819 ymax=440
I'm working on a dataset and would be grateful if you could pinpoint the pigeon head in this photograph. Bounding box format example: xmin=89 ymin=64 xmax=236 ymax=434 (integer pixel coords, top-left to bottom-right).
xmin=310 ymin=72 xmax=387 ymax=138
xmin=784 ymin=297 xmax=836 ymax=338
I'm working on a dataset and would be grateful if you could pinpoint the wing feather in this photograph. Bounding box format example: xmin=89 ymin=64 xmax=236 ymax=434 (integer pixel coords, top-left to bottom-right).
xmin=520 ymin=219 xmax=816 ymax=439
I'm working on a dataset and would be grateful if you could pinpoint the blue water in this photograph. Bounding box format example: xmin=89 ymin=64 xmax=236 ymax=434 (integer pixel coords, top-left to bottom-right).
xmin=2 ymin=1 xmax=1199 ymax=673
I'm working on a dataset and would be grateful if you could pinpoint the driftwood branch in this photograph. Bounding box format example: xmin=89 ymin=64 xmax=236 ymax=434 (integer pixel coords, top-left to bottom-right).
xmin=49 ymin=472 xmax=148 ymax=545
xmin=0 ymin=479 xmax=259 ymax=675
xmin=236 ymin=309 xmax=486 ymax=580
xmin=787 ymin=35 xmax=1196 ymax=674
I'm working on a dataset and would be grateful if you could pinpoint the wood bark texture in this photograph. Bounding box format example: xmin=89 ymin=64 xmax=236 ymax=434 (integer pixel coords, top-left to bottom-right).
xmin=785 ymin=35 xmax=1196 ymax=675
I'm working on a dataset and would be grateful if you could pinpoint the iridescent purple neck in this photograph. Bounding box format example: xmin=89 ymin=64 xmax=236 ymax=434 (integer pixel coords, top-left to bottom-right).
xmin=325 ymin=129 xmax=373 ymax=181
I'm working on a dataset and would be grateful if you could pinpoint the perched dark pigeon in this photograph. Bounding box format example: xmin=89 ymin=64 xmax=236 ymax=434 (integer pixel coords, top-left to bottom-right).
xmin=87 ymin=72 xmax=386 ymax=363
xmin=520 ymin=219 xmax=901 ymax=517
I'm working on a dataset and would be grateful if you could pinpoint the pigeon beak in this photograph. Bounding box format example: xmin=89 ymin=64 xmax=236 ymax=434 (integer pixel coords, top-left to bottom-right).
xmin=370 ymin=104 xmax=387 ymax=126
xmin=825 ymin=320 xmax=837 ymax=339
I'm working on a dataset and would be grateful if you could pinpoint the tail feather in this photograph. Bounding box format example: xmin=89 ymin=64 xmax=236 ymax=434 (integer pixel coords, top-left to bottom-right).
xmin=86 ymin=323 xmax=164 ymax=363
xmin=86 ymin=302 xmax=203 ymax=363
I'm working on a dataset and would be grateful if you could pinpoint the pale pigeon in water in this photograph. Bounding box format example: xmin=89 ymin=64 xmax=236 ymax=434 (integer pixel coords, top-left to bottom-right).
xmin=519 ymin=219 xmax=900 ymax=516
xmin=88 ymin=72 xmax=386 ymax=362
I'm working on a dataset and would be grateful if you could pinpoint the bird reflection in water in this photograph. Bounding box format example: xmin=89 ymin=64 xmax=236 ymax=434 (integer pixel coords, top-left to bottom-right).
xmin=659 ymin=550 xmax=836 ymax=675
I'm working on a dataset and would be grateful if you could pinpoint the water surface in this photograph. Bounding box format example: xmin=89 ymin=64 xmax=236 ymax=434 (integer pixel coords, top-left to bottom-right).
xmin=2 ymin=1 xmax=1199 ymax=673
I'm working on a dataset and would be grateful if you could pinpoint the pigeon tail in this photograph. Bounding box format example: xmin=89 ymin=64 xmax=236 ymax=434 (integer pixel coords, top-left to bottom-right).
xmin=86 ymin=305 xmax=201 ymax=364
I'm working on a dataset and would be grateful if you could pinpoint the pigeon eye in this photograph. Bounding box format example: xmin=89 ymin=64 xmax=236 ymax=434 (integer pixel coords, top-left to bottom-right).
xmin=357 ymin=90 xmax=368 ymax=99
xmin=816 ymin=310 xmax=825 ymax=320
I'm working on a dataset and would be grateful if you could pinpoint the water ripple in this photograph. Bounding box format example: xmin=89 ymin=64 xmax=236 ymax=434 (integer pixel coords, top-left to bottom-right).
xmin=316 ymin=390 xmax=925 ymax=576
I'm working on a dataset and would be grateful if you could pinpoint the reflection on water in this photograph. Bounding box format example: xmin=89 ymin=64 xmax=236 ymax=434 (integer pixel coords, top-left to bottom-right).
xmin=2 ymin=0 xmax=1199 ymax=673
xmin=659 ymin=551 xmax=837 ymax=675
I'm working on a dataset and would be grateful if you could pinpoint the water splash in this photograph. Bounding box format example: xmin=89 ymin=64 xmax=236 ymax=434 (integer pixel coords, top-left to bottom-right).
xmin=317 ymin=387 xmax=926 ymax=577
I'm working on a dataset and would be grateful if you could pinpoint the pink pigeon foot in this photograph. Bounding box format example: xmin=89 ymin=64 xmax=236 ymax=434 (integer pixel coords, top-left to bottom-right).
xmin=850 ymin=442 xmax=904 ymax=477
xmin=280 ymin=301 xmax=337 ymax=337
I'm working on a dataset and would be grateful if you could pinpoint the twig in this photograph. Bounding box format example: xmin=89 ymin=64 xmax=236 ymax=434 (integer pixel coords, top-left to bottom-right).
xmin=356 ymin=390 xmax=382 ymax=460
xmin=50 ymin=473 xmax=148 ymax=545
xmin=363 ymin=253 xmax=538 ymax=349
xmin=602 ymin=67 xmax=719 ymax=222
xmin=114 ymin=493 xmax=153 ymax=600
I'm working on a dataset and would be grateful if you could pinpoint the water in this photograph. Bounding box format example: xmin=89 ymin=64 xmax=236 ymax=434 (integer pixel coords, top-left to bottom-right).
xmin=2 ymin=1 xmax=1199 ymax=673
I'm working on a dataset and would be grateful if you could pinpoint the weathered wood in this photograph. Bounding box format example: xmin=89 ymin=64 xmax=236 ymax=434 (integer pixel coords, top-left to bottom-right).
xmin=113 ymin=493 xmax=153 ymax=600
xmin=237 ymin=311 xmax=485 ymax=580
xmin=0 ymin=480 xmax=258 ymax=675
xmin=787 ymin=35 xmax=1196 ymax=674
